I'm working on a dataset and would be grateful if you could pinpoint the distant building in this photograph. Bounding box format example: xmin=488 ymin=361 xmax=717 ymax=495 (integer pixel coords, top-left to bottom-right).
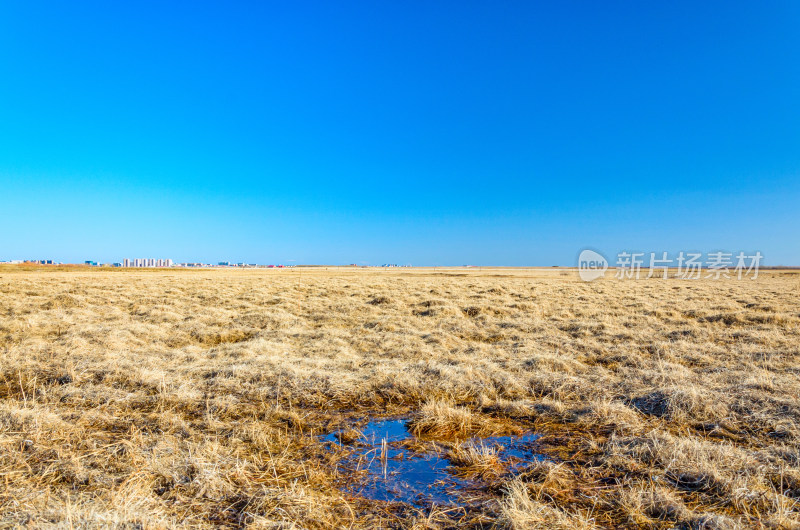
xmin=122 ymin=257 xmax=174 ymax=268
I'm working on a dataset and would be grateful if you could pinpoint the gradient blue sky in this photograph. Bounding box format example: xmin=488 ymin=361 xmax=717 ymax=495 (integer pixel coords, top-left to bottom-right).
xmin=1 ymin=2 xmax=798 ymax=265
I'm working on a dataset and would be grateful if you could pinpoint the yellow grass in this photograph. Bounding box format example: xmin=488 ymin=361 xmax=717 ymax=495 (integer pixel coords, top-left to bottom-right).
xmin=0 ymin=266 xmax=799 ymax=527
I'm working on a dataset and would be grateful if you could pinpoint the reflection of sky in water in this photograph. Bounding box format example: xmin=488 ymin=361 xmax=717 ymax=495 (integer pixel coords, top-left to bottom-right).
xmin=353 ymin=444 xmax=467 ymax=505
xmin=358 ymin=418 xmax=411 ymax=444
xmin=325 ymin=418 xmax=544 ymax=506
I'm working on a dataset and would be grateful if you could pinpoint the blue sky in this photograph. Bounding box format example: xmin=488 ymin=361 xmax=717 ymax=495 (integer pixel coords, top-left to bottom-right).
xmin=1 ymin=2 xmax=798 ymax=265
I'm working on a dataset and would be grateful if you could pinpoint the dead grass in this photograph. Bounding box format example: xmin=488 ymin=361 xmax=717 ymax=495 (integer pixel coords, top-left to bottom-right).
xmin=409 ymin=399 xmax=510 ymax=439
xmin=499 ymin=478 xmax=598 ymax=529
xmin=447 ymin=442 xmax=504 ymax=480
xmin=0 ymin=266 xmax=798 ymax=527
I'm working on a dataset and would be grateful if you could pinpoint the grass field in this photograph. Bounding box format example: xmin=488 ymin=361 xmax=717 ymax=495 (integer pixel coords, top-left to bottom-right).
xmin=1 ymin=267 xmax=799 ymax=528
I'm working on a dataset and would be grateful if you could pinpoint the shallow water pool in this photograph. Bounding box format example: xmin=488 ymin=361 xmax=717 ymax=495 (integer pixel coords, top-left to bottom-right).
xmin=324 ymin=418 xmax=543 ymax=506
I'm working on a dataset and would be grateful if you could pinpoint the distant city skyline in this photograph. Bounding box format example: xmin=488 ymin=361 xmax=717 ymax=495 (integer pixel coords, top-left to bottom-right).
xmin=123 ymin=258 xmax=173 ymax=268
xmin=2 ymin=249 xmax=799 ymax=268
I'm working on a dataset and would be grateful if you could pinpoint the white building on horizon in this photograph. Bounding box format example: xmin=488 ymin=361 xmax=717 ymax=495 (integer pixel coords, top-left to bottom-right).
xmin=123 ymin=258 xmax=173 ymax=268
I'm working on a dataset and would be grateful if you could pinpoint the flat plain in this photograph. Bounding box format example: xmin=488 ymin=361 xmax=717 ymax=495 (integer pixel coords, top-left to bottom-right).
xmin=1 ymin=266 xmax=799 ymax=528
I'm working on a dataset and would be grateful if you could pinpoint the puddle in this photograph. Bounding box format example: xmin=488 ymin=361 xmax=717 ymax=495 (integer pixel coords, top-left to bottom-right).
xmin=348 ymin=440 xmax=469 ymax=505
xmin=479 ymin=431 xmax=542 ymax=473
xmin=323 ymin=418 xmax=409 ymax=445
xmin=324 ymin=418 xmax=543 ymax=507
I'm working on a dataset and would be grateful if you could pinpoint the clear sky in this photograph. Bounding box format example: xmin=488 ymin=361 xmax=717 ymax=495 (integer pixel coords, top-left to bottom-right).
xmin=1 ymin=2 xmax=798 ymax=265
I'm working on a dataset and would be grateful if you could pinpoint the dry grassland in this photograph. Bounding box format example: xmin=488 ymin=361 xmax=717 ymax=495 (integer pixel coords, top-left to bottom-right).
xmin=1 ymin=267 xmax=799 ymax=528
